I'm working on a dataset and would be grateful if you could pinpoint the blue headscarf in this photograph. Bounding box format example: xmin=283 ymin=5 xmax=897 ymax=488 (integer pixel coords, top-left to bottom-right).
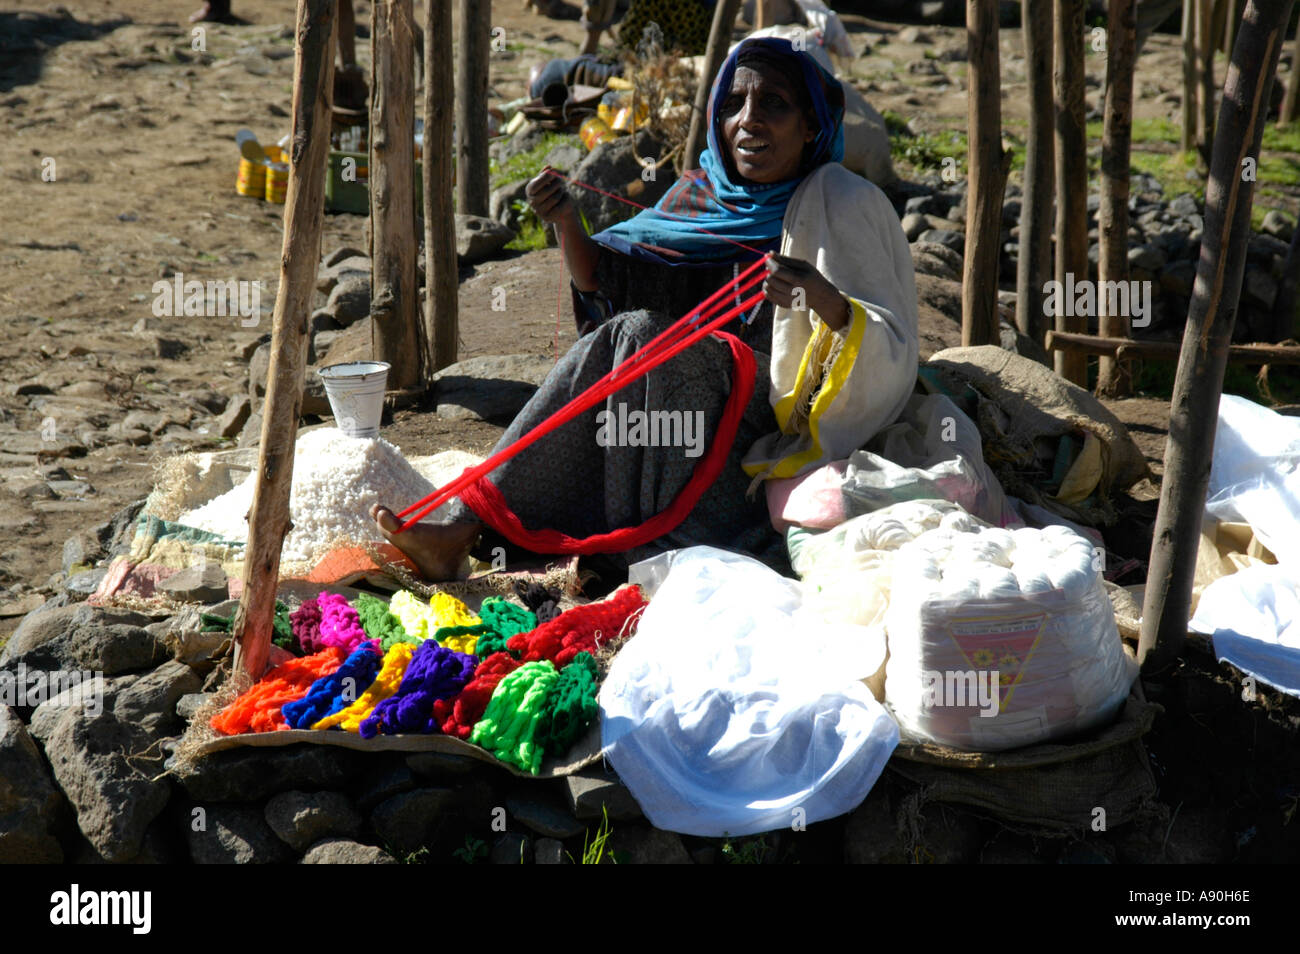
xmin=591 ymin=37 xmax=845 ymax=266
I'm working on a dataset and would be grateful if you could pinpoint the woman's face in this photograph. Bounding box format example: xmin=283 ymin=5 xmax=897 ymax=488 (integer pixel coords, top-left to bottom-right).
xmin=718 ymin=63 xmax=815 ymax=184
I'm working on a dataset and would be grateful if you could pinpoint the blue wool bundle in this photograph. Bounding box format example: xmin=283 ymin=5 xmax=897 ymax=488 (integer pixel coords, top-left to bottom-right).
xmin=281 ymin=640 xmax=383 ymax=729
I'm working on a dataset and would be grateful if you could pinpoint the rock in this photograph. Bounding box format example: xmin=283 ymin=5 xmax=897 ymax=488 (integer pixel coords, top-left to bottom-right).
xmin=535 ymin=837 xmax=568 ymax=864
xmin=217 ymin=394 xmax=250 ymax=439
xmin=322 ymin=246 xmax=367 ymax=269
xmin=910 ymin=241 xmax=963 ymax=282
xmin=898 ymin=27 xmax=931 ymax=44
xmin=39 ymin=696 xmax=172 ymax=863
xmin=265 ymin=790 xmax=363 ymax=851
xmin=316 ymin=256 xmax=370 ymax=295
xmin=455 ymin=214 xmax=515 ymax=264
xmin=112 ymin=660 xmax=201 ymax=736
xmin=174 ymin=744 xmax=363 ymax=802
xmin=1127 ymin=244 xmax=1167 ymax=272
xmin=490 ymin=179 xmax=530 ymax=229
xmin=1243 ymin=269 xmax=1278 ymax=310
xmin=915 ymin=273 xmax=963 ymax=324
xmin=357 ymin=761 xmax=417 ymax=812
xmin=567 ymin=130 xmax=670 ymax=235
xmin=0 ymin=705 xmax=66 ymax=862
xmin=156 ymin=564 xmax=229 ymax=604
xmin=1168 ymin=193 xmax=1200 ymax=218
xmin=406 ymin=751 xmax=481 ymax=779
xmin=490 ymin=831 xmax=532 ymax=864
xmin=1159 ymin=260 xmax=1196 ymax=299
xmin=844 ymin=788 xmax=906 ymax=863
xmin=916 ymin=228 xmax=965 ymax=255
xmin=0 ymin=430 xmax=84 ymax=458
xmin=301 ymin=838 xmax=397 ymax=864
xmin=901 ymin=212 xmax=932 ymax=241
xmin=370 ymin=787 xmax=455 ymax=855
xmin=608 ymin=826 xmax=691 ymax=864
xmin=64 ymin=568 xmax=107 ymax=600
xmin=431 ymin=354 xmax=555 ymax=423
xmin=154 ymin=336 xmax=187 ymax=359
xmin=1261 ymin=209 xmax=1293 ymax=240
xmin=175 ymin=692 xmax=210 ymax=721
xmin=326 ymin=274 xmax=372 ymax=328
xmin=0 ymin=603 xmax=165 ymax=678
xmin=506 ymin=792 xmax=584 ymax=839
xmin=238 ymin=410 xmax=262 ymax=449
xmin=247 ymin=342 xmax=270 ymax=402
xmin=564 ymin=768 xmax=643 ymax=821
xmin=188 ymin=803 xmax=293 ymax=864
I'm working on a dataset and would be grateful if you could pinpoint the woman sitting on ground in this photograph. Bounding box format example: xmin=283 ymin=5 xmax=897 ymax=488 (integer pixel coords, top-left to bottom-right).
xmin=372 ymin=37 xmax=918 ymax=581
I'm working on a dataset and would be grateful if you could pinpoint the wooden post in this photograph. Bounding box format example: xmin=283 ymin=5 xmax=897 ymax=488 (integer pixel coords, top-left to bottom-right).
xmin=1140 ymin=0 xmax=1296 ymax=674
xmin=754 ymin=0 xmax=770 ymax=30
xmin=1197 ymin=0 xmax=1218 ymax=160
xmin=456 ymin=0 xmax=491 ymax=216
xmin=1223 ymin=0 xmax=1239 ymax=53
xmin=425 ymin=0 xmax=458 ymax=373
xmin=369 ymin=0 xmax=421 ymax=391
xmin=684 ymin=0 xmax=743 ymax=170
xmin=963 ymin=0 xmax=1006 ymax=348
xmin=1016 ymin=0 xmax=1055 ymax=347
xmin=1098 ymin=0 xmax=1138 ymax=397
xmin=1182 ymin=0 xmax=1198 ymax=150
xmin=1281 ymin=14 xmax=1300 ymax=125
xmin=338 ymin=0 xmax=356 ymax=67
xmin=232 ymin=0 xmax=335 ymax=681
xmin=1054 ymin=0 xmax=1089 ymax=386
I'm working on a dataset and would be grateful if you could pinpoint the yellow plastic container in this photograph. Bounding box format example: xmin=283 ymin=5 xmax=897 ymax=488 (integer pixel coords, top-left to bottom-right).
xmin=265 ymin=161 xmax=289 ymax=203
xmin=580 ymin=116 xmax=617 ymax=151
xmin=236 ymin=157 xmax=266 ymax=198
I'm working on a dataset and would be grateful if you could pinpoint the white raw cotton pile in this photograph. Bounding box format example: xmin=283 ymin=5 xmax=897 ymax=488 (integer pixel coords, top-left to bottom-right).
xmin=885 ymin=522 xmax=1136 ymax=751
xmin=178 ymin=429 xmax=442 ymax=564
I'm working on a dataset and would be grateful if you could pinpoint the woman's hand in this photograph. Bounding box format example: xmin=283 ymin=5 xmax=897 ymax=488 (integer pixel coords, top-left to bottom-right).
xmin=763 ymin=254 xmax=851 ymax=331
xmin=525 ymin=166 xmax=578 ymax=227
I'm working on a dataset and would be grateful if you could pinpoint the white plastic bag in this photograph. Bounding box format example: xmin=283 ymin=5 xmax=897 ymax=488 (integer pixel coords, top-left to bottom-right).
xmin=885 ymin=524 xmax=1136 ymax=751
xmin=1190 ymin=563 xmax=1300 ymax=698
xmin=602 ymin=546 xmax=897 ymax=836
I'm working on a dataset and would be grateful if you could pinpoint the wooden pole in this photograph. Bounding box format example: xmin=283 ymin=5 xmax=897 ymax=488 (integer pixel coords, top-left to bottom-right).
xmin=1048 ymin=329 xmax=1300 ymax=363
xmin=684 ymin=0 xmax=743 ymax=170
xmin=1182 ymin=0 xmax=1198 ymax=150
xmin=1223 ymin=0 xmax=1239 ymax=53
xmin=1197 ymin=0 xmax=1218 ymax=161
xmin=232 ymin=0 xmax=335 ymax=681
xmin=1054 ymin=0 xmax=1089 ymax=386
xmin=1139 ymin=0 xmax=1296 ymax=674
xmin=456 ymin=0 xmax=491 ymax=215
xmin=425 ymin=0 xmax=458 ymax=373
xmin=369 ymin=0 xmax=421 ymax=391
xmin=338 ymin=0 xmax=356 ymax=67
xmin=963 ymin=0 xmax=1006 ymax=348
xmin=1097 ymin=0 xmax=1138 ymax=397
xmin=1016 ymin=0 xmax=1055 ymax=347
xmin=1281 ymin=13 xmax=1300 ymax=124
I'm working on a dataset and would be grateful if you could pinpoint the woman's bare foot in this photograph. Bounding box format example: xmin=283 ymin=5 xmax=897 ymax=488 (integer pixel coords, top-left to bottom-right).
xmin=371 ymin=504 xmax=481 ymax=582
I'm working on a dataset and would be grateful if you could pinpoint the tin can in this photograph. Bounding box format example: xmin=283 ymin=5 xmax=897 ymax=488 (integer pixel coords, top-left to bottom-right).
xmin=236 ymin=157 xmax=266 ymax=198
xmin=579 ymin=116 xmax=616 ymax=152
xmin=265 ymin=161 xmax=289 ymax=203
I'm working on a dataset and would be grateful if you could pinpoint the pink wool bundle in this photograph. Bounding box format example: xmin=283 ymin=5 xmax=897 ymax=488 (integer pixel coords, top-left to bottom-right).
xmin=317 ymin=592 xmax=368 ymax=654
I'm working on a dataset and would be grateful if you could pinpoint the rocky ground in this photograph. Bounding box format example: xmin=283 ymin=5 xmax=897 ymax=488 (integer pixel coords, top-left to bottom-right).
xmin=1 ymin=1 xmax=1299 ymax=864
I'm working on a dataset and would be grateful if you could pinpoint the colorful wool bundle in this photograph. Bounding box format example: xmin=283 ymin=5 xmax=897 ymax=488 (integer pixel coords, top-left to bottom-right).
xmin=432 ymin=651 xmax=523 ymax=739
xmin=317 ymin=591 xmax=369 ymax=653
xmin=388 ymin=590 xmax=480 ymax=644
xmin=290 ymin=597 xmax=324 ymax=654
xmin=475 ymin=597 xmax=538 ymax=657
xmin=506 ymin=584 xmax=646 ymax=668
xmin=359 ymin=642 xmax=478 ymax=739
xmin=312 ymin=642 xmax=415 ymax=732
xmin=431 ymin=623 xmax=489 ymax=656
xmin=469 ymin=660 xmax=560 ymax=774
xmin=210 ymin=646 xmax=347 ymax=735
xmin=354 ymin=592 xmax=413 ymax=652
xmin=281 ymin=640 xmax=383 ymax=729
xmin=534 ymin=652 xmax=600 ymax=757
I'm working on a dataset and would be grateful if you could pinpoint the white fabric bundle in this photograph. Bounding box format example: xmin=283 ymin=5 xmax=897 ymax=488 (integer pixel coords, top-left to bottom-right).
xmin=602 ymin=547 xmax=897 ymax=836
xmin=885 ymin=523 xmax=1136 ymax=751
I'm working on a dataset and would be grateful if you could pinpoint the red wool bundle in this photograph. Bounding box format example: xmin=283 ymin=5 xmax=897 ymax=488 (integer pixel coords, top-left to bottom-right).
xmin=506 ymin=585 xmax=646 ymax=668
xmin=432 ymin=651 xmax=523 ymax=739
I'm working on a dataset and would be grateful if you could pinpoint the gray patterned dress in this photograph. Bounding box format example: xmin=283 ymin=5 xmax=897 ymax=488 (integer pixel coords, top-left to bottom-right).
xmin=446 ymin=249 xmax=787 ymax=572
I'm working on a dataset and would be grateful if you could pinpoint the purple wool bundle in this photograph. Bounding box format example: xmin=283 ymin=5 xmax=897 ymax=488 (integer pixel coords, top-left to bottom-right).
xmin=359 ymin=641 xmax=478 ymax=738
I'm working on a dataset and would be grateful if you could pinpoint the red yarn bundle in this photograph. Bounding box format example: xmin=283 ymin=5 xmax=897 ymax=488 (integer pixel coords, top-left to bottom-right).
xmin=432 ymin=651 xmax=524 ymax=739
xmin=506 ymin=585 xmax=646 ymax=668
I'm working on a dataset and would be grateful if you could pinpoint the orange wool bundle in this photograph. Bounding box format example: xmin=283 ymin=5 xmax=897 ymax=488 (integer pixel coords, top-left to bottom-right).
xmin=505 ymin=584 xmax=646 ymax=668
xmin=210 ymin=647 xmax=348 ymax=735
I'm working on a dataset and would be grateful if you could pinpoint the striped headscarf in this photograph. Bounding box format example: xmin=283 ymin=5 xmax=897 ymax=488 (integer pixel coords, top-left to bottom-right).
xmin=591 ymin=37 xmax=845 ymax=266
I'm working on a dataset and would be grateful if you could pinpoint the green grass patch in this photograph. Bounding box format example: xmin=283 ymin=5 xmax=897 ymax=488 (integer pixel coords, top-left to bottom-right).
xmin=881 ymin=109 xmax=968 ymax=178
xmin=1129 ymin=148 xmax=1204 ymax=200
xmin=504 ymin=201 xmax=550 ymax=252
xmin=1262 ymin=120 xmax=1300 ymax=154
xmin=489 ymin=130 xmax=579 ymax=187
